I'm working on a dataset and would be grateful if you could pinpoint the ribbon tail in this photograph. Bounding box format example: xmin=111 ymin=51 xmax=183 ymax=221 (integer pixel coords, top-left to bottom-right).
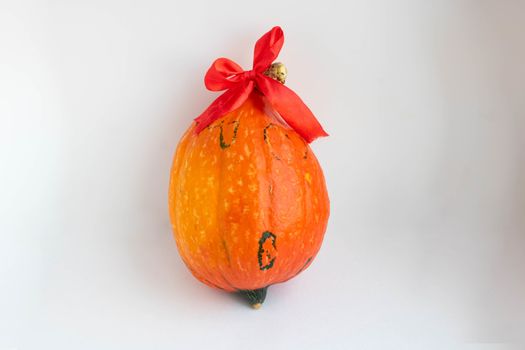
xmin=256 ymin=75 xmax=328 ymax=143
xmin=194 ymin=81 xmax=254 ymax=133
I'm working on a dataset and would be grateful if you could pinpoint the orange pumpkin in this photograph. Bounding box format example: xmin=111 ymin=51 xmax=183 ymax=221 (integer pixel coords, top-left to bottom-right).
xmin=168 ymin=91 xmax=329 ymax=307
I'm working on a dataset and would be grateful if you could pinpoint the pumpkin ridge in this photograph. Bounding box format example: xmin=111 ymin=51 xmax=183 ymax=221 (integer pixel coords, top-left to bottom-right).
xmin=184 ymin=129 xmax=218 ymax=287
xmin=213 ymin=115 xmax=236 ymax=290
xmin=172 ymin=128 xmax=197 ymax=272
xmin=259 ymin=112 xmax=278 ymax=287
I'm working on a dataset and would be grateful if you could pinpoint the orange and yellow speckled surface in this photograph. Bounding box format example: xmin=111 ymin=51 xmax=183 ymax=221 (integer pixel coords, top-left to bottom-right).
xmin=169 ymin=92 xmax=329 ymax=292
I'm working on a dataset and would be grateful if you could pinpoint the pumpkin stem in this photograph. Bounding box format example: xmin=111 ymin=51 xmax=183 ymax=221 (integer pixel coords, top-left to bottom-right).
xmin=239 ymin=287 xmax=268 ymax=309
xmin=263 ymin=62 xmax=287 ymax=84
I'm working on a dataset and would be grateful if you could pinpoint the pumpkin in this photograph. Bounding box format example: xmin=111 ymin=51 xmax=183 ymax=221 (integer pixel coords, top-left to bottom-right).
xmin=168 ymin=27 xmax=329 ymax=308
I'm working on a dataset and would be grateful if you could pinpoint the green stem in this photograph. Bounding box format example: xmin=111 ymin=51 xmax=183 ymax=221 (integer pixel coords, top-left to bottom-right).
xmin=238 ymin=287 xmax=268 ymax=309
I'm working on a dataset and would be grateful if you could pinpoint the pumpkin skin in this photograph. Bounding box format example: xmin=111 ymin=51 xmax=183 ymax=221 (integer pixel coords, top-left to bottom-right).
xmin=168 ymin=92 xmax=329 ymax=302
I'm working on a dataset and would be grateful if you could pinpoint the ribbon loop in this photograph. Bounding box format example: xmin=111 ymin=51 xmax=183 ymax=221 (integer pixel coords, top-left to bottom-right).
xmin=194 ymin=26 xmax=328 ymax=143
xmin=253 ymin=26 xmax=284 ymax=72
xmin=204 ymin=58 xmax=245 ymax=91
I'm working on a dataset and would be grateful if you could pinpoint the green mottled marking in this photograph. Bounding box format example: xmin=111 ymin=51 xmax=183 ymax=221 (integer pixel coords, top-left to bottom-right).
xmin=258 ymin=231 xmax=277 ymax=271
xmin=263 ymin=123 xmax=281 ymax=160
xmin=220 ymin=120 xmax=240 ymax=149
xmin=263 ymin=123 xmax=274 ymax=142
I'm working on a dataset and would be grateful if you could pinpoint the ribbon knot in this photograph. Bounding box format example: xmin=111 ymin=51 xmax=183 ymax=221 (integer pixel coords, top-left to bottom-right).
xmin=194 ymin=26 xmax=328 ymax=143
xmin=241 ymin=70 xmax=257 ymax=81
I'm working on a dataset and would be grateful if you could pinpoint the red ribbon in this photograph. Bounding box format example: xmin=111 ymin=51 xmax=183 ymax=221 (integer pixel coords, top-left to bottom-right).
xmin=194 ymin=26 xmax=328 ymax=143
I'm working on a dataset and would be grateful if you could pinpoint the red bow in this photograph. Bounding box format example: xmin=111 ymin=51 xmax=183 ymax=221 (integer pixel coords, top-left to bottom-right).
xmin=193 ymin=26 xmax=328 ymax=143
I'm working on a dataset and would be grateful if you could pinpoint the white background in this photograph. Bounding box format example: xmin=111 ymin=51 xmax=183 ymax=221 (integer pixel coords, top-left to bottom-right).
xmin=1 ymin=0 xmax=524 ymax=349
